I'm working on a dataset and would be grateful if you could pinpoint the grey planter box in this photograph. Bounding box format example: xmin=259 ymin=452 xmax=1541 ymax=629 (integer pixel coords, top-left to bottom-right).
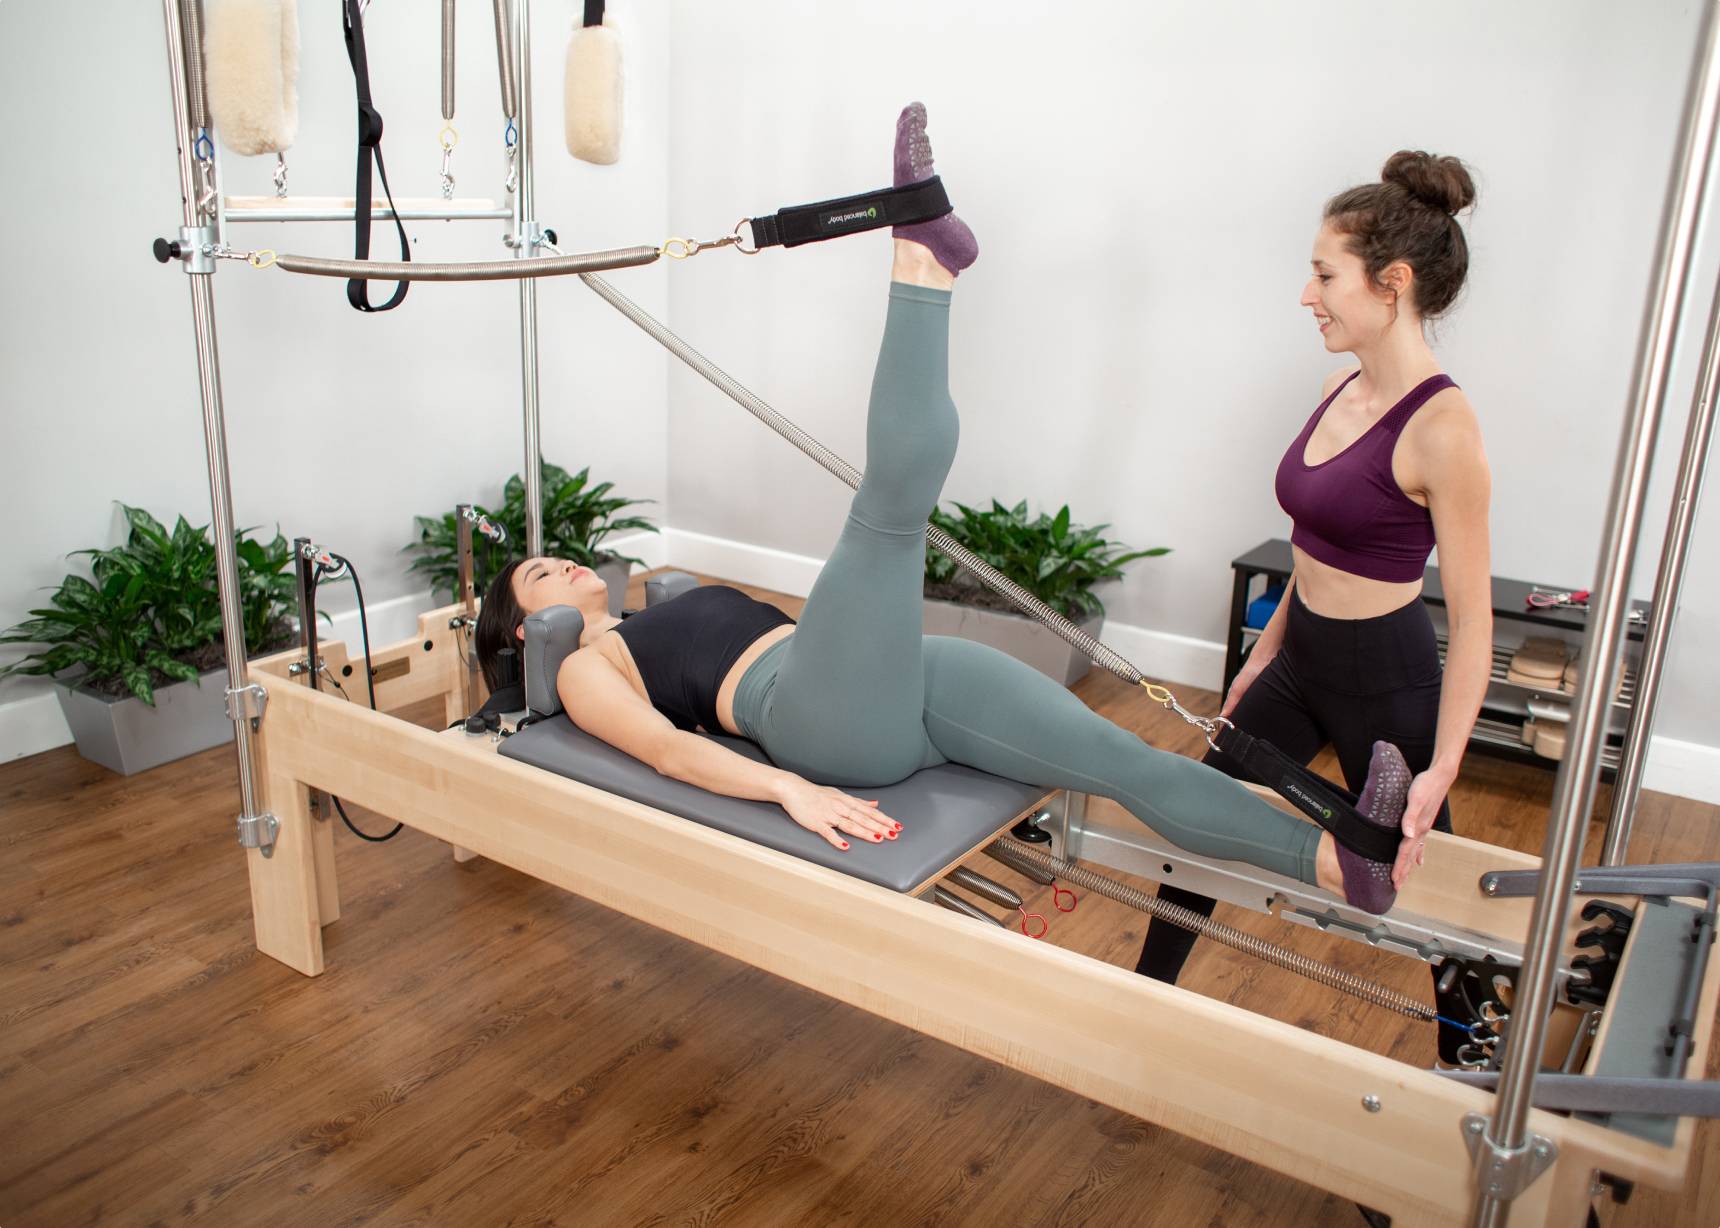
xmin=922 ymin=599 xmax=1102 ymax=687
xmin=55 ymin=667 xmax=235 ymax=777
xmin=597 ymin=556 xmax=631 ymax=616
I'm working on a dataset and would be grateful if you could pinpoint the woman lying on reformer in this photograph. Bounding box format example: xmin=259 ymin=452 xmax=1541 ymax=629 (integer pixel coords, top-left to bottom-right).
xmin=475 ymin=105 xmax=1417 ymax=915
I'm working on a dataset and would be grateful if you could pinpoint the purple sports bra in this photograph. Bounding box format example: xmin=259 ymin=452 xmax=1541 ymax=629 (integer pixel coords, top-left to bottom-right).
xmin=1273 ymin=371 xmax=1455 ymax=584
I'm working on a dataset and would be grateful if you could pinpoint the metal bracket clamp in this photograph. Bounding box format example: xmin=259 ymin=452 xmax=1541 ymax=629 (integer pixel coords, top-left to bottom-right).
xmin=236 ymin=811 xmax=280 ymax=856
xmin=180 ymin=224 xmax=217 ymax=274
xmin=1462 ymin=1114 xmax=1557 ymax=1201
xmin=225 ymin=683 xmax=268 ymax=728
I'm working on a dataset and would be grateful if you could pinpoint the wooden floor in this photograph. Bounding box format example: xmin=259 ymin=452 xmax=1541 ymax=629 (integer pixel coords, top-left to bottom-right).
xmin=3 ymin=572 xmax=1716 ymax=1227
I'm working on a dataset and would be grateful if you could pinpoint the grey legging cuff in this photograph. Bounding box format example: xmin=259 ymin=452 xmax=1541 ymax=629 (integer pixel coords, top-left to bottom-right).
xmin=731 ymin=281 xmax=1323 ymax=886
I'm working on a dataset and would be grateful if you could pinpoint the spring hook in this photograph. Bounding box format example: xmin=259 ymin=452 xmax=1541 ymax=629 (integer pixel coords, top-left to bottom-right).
xmin=439 ymin=125 xmax=459 ymax=200
xmin=660 ymin=231 xmax=745 ymax=260
xmin=273 ymin=152 xmax=288 ymax=199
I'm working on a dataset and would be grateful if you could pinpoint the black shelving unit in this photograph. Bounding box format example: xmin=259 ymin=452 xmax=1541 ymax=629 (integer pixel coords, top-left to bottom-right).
xmin=1222 ymin=539 xmax=1648 ymax=776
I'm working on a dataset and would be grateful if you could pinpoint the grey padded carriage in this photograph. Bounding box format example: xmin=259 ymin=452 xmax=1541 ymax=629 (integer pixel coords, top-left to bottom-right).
xmin=501 ymin=573 xmax=1051 ymax=892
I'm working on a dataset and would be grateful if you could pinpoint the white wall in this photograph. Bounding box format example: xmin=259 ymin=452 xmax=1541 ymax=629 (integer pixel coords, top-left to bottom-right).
xmin=5 ymin=1 xmax=1718 ymax=802
xmin=660 ymin=0 xmax=1720 ymax=790
xmin=0 ymin=0 xmax=672 ymax=753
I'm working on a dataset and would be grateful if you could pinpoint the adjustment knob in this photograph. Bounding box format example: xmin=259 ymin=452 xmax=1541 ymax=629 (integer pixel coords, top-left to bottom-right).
xmin=153 ymin=238 xmax=184 ymax=264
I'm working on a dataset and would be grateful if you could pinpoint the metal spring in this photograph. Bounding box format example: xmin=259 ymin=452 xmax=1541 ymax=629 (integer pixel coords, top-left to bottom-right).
xmin=992 ymin=839 xmax=1438 ymax=1023
xmin=180 ymin=0 xmax=211 ymax=133
xmin=579 ymin=272 xmax=1148 ymax=686
xmin=442 ymin=0 xmax=457 ymax=121
xmin=274 ymin=245 xmax=659 ymax=283
xmin=492 ymin=0 xmax=517 ymax=119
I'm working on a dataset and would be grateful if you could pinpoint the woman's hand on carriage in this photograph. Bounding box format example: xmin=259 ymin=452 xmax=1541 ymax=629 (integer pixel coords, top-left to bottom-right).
xmin=777 ymin=777 xmax=902 ymax=850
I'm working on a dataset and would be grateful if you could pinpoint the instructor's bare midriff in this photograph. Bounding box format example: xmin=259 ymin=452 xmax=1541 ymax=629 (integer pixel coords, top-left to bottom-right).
xmin=1291 ymin=546 xmax=1425 ymax=620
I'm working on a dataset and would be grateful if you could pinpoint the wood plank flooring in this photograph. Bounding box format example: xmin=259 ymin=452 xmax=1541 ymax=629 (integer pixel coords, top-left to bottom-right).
xmin=3 ymin=571 xmax=1715 ymax=1226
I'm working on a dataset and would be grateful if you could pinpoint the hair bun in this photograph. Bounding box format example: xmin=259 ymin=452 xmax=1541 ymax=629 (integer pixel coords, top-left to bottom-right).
xmin=1382 ymin=150 xmax=1476 ymax=215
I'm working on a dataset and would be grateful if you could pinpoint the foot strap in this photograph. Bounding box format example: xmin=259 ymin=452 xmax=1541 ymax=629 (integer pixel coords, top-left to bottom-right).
xmin=1214 ymin=725 xmax=1400 ymax=863
xmin=745 ymin=177 xmax=951 ymax=250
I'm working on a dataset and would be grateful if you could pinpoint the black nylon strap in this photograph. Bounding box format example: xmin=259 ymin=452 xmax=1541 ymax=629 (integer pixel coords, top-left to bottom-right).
xmin=747 ymin=177 xmax=951 ymax=250
xmin=343 ymin=0 xmax=411 ymax=313
xmin=1215 ymin=725 xmax=1401 ymax=863
xmin=583 ymin=0 xmax=605 ymax=27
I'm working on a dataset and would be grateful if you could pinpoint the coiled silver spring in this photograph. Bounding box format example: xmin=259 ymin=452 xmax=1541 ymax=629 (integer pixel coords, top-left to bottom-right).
xmin=992 ymin=839 xmax=1438 ymax=1023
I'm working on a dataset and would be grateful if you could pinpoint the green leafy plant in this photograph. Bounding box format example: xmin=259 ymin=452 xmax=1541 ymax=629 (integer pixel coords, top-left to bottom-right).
xmin=925 ymin=499 xmax=1168 ymax=621
xmin=405 ymin=461 xmax=657 ymax=601
xmin=0 ymin=505 xmax=299 ymax=705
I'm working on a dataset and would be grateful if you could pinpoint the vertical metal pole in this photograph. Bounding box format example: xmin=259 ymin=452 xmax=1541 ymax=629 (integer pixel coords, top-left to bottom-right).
xmin=456 ymin=506 xmax=482 ymax=712
xmin=161 ymin=0 xmax=275 ymax=851
xmin=293 ymin=539 xmax=326 ymax=821
xmin=1471 ymin=5 xmax=1720 ymax=1223
xmin=1601 ymin=268 xmax=1720 ymax=864
xmin=513 ymin=0 xmax=544 ymax=557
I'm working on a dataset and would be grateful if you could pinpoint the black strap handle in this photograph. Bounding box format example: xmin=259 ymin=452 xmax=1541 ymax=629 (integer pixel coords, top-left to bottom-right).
xmin=747 ymin=177 xmax=951 ymax=250
xmin=343 ymin=0 xmax=411 ymax=313
xmin=583 ymin=0 xmax=605 ymax=27
xmin=1215 ymin=725 xmax=1402 ymax=863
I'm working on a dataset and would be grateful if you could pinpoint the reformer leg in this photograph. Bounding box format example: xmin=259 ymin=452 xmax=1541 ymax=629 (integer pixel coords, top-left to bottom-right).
xmin=442 ymin=683 xmax=480 ymax=863
xmin=251 ymin=766 xmax=326 ymax=975
xmin=310 ymin=793 xmax=340 ymax=925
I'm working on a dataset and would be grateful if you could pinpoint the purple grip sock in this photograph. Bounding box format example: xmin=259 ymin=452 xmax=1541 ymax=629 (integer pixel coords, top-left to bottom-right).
xmin=1335 ymin=741 xmax=1412 ymax=914
xmin=891 ymin=103 xmax=977 ymax=276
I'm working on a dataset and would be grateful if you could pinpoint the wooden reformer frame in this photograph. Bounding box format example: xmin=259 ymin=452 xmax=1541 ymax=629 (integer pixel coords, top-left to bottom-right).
xmin=240 ymin=611 xmax=1720 ymax=1227
xmin=157 ymin=0 xmax=1720 ymax=1219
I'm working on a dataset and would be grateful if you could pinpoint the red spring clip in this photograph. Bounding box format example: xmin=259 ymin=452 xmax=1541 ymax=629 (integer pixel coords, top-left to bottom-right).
xmin=1052 ymin=883 xmax=1078 ymax=913
xmin=1017 ymin=907 xmax=1048 ymax=939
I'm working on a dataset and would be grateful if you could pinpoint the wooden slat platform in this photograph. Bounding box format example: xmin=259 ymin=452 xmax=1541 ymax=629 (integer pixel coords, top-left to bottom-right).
xmin=2 ymin=570 xmax=1716 ymax=1226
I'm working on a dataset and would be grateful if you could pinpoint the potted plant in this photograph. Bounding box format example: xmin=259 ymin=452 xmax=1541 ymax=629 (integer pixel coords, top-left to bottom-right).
xmin=406 ymin=461 xmax=656 ymax=616
xmin=923 ymin=499 xmax=1167 ymax=685
xmin=1 ymin=505 xmax=299 ymax=775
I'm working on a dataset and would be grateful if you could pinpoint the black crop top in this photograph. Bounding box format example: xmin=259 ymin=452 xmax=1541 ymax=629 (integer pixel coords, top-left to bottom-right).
xmin=610 ymin=585 xmax=795 ymax=732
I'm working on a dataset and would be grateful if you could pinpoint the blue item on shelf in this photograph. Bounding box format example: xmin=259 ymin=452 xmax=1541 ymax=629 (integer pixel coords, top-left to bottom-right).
xmin=1246 ymin=583 xmax=1285 ymax=630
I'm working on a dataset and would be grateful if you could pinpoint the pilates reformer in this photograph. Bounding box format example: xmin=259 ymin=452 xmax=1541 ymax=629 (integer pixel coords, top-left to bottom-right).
xmin=156 ymin=2 xmax=1720 ymax=1224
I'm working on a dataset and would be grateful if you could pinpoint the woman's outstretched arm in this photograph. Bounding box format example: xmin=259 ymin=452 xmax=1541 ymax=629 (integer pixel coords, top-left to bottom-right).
xmin=558 ymin=650 xmax=899 ymax=850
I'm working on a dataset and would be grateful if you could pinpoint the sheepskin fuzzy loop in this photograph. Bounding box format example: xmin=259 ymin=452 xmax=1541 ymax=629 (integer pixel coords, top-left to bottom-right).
xmin=564 ymin=18 xmax=622 ymax=165
xmin=205 ymin=0 xmax=300 ymax=157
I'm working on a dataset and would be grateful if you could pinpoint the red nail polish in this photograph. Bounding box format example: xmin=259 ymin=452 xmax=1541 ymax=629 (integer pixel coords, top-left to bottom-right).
xmin=840 ymin=841 xmax=850 ymax=849
xmin=886 ymin=831 xmax=897 ymax=840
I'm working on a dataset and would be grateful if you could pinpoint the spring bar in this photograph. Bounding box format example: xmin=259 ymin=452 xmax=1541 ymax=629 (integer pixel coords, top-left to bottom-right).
xmin=577 ymin=272 xmax=1218 ymax=737
xmin=273 ymin=244 xmax=660 ymax=283
xmin=993 ymin=839 xmax=1443 ymax=1023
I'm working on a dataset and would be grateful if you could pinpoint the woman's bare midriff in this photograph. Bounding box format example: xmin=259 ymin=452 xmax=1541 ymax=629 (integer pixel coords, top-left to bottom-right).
xmin=1291 ymin=546 xmax=1424 ymax=619
xmin=589 ymin=622 xmax=797 ymax=737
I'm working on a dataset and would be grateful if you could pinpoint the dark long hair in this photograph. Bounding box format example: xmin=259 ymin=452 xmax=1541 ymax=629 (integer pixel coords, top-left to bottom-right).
xmin=1325 ymin=150 xmax=1477 ymax=320
xmin=474 ymin=558 xmax=528 ymax=692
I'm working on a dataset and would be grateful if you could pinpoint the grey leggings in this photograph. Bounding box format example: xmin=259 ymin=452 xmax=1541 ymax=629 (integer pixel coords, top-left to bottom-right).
xmin=731 ymin=283 xmax=1322 ymax=885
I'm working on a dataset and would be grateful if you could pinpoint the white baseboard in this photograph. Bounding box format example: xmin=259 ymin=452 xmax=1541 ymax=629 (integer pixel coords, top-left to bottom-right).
xmin=8 ymin=527 xmax=1720 ymax=809
xmin=1641 ymin=735 xmax=1720 ymax=807
xmin=0 ymin=689 xmax=73 ymax=764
